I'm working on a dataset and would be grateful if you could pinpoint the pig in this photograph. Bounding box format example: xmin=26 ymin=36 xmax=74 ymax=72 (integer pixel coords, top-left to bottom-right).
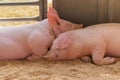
xmin=0 ymin=7 xmax=82 ymax=60
xmin=45 ymin=23 xmax=120 ymax=65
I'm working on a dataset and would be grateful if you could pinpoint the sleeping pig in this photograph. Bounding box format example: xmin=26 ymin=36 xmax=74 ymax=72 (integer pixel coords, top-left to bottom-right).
xmin=0 ymin=7 xmax=82 ymax=60
xmin=45 ymin=23 xmax=120 ymax=65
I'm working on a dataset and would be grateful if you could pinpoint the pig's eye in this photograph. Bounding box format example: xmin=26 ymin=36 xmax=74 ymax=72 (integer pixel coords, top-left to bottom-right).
xmin=66 ymin=23 xmax=72 ymax=28
xmin=66 ymin=24 xmax=71 ymax=28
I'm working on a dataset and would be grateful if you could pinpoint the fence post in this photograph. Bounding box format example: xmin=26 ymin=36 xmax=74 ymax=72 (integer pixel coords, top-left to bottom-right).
xmin=43 ymin=0 xmax=47 ymax=19
xmin=39 ymin=0 xmax=47 ymax=20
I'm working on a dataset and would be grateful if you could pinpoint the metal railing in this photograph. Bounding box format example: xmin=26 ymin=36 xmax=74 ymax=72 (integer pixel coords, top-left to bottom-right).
xmin=0 ymin=0 xmax=47 ymax=21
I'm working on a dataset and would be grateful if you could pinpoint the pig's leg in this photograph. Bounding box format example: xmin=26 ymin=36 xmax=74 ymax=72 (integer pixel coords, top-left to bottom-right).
xmin=90 ymin=36 xmax=116 ymax=65
xmin=27 ymin=30 xmax=48 ymax=60
xmin=52 ymin=35 xmax=71 ymax=49
xmin=92 ymin=49 xmax=115 ymax=65
xmin=80 ymin=56 xmax=120 ymax=64
xmin=80 ymin=56 xmax=92 ymax=63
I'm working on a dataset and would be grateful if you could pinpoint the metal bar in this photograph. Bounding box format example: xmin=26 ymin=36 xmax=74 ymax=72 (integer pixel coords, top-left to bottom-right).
xmin=43 ymin=0 xmax=47 ymax=19
xmin=0 ymin=16 xmax=39 ymax=21
xmin=0 ymin=0 xmax=44 ymax=21
xmin=39 ymin=0 xmax=44 ymax=20
xmin=0 ymin=1 xmax=39 ymax=6
xmin=38 ymin=0 xmax=47 ymax=20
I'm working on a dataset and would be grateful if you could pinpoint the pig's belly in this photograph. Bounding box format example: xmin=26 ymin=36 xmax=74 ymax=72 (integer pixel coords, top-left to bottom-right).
xmin=0 ymin=50 xmax=30 ymax=60
xmin=0 ymin=38 xmax=31 ymax=60
xmin=106 ymin=39 xmax=120 ymax=57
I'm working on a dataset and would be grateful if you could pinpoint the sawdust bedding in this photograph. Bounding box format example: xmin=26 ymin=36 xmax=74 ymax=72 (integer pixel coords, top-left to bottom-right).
xmin=0 ymin=0 xmax=120 ymax=80
xmin=0 ymin=59 xmax=120 ymax=80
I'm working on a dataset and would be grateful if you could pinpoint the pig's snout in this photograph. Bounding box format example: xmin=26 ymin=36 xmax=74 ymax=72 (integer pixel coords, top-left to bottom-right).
xmin=44 ymin=50 xmax=58 ymax=60
xmin=44 ymin=55 xmax=52 ymax=61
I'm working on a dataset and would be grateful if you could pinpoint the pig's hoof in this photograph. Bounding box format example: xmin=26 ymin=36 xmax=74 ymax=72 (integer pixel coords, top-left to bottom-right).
xmin=94 ymin=57 xmax=115 ymax=65
xmin=104 ymin=57 xmax=115 ymax=64
xmin=80 ymin=56 xmax=92 ymax=63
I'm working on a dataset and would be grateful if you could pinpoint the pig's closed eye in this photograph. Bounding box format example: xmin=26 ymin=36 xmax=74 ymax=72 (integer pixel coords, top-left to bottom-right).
xmin=66 ymin=23 xmax=72 ymax=28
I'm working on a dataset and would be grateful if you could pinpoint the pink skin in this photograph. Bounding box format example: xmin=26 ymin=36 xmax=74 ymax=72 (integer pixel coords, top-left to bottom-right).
xmin=0 ymin=7 xmax=82 ymax=60
xmin=45 ymin=23 xmax=120 ymax=65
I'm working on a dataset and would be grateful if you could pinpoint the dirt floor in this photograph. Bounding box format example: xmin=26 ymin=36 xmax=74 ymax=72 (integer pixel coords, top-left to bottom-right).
xmin=0 ymin=0 xmax=120 ymax=80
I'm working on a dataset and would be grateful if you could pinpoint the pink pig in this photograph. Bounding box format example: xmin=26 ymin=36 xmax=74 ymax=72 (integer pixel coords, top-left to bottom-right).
xmin=0 ymin=7 xmax=82 ymax=60
xmin=45 ymin=23 xmax=120 ymax=65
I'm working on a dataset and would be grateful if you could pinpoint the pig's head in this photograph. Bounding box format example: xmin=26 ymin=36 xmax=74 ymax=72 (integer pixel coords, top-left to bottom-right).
xmin=44 ymin=46 xmax=80 ymax=60
xmin=44 ymin=34 xmax=76 ymax=60
xmin=47 ymin=7 xmax=82 ymax=36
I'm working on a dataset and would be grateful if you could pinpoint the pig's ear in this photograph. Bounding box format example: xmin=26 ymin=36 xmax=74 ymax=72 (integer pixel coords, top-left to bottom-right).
xmin=52 ymin=35 xmax=71 ymax=49
xmin=47 ymin=7 xmax=60 ymax=27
